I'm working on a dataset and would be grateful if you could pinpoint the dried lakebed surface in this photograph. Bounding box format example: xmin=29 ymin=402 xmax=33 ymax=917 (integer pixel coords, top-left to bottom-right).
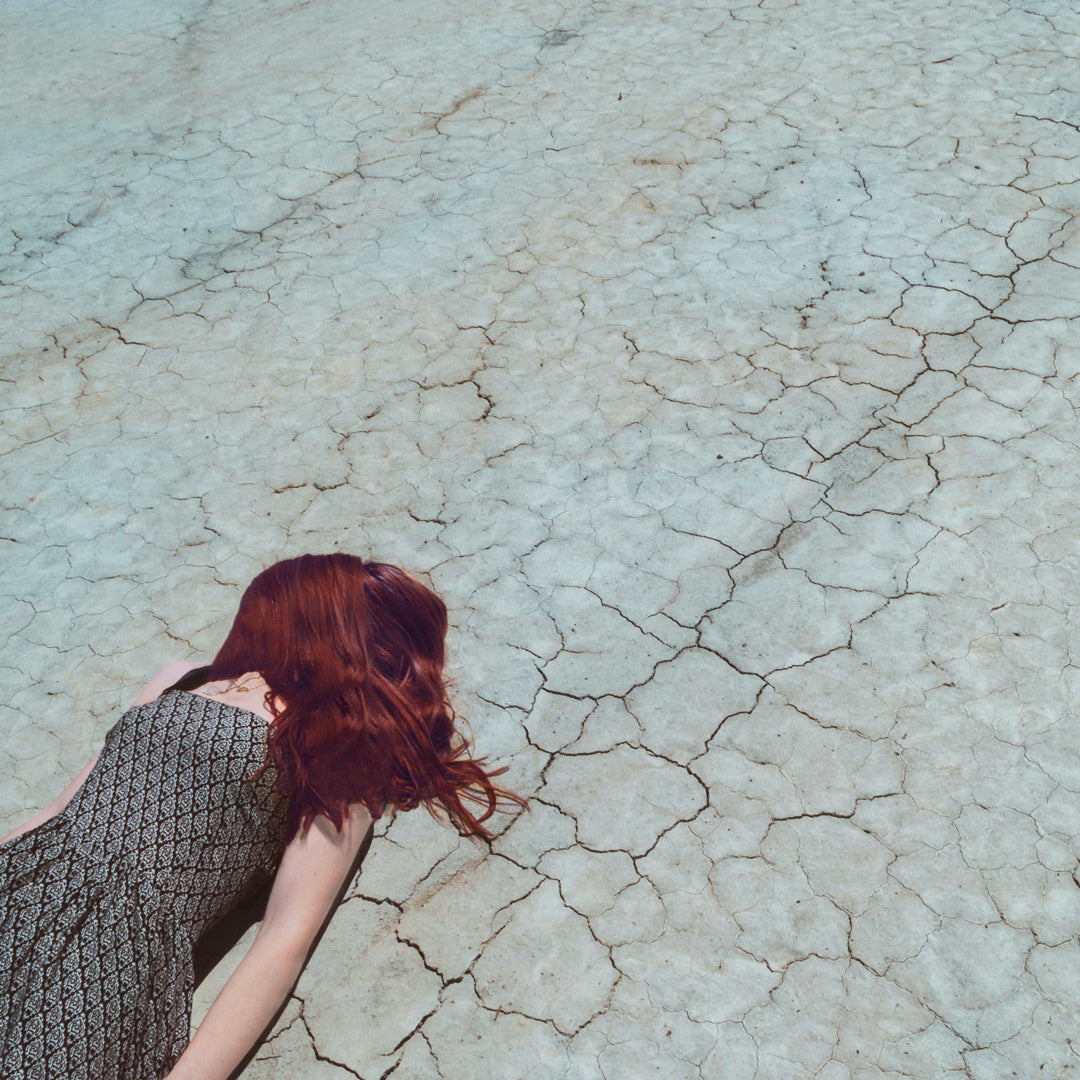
xmin=2 ymin=0 xmax=1080 ymax=1077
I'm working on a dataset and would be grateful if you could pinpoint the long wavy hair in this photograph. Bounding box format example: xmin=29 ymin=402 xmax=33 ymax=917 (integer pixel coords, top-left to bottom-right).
xmin=171 ymin=554 xmax=524 ymax=844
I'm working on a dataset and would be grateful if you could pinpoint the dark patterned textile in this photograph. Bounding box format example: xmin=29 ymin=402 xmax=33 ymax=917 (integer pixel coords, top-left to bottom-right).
xmin=0 ymin=689 xmax=291 ymax=1079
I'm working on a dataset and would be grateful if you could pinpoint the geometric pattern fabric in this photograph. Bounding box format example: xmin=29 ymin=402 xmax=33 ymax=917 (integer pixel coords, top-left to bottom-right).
xmin=0 ymin=689 xmax=291 ymax=1078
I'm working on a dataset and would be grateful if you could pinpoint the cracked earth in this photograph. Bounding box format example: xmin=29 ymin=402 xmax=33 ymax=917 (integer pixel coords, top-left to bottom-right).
xmin=3 ymin=0 xmax=1080 ymax=1076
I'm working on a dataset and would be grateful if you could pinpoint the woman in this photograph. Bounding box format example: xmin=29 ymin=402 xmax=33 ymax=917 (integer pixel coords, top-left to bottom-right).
xmin=0 ymin=554 xmax=522 ymax=1080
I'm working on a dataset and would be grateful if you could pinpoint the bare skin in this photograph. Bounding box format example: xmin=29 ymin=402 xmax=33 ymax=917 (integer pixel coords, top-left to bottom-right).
xmin=2 ymin=661 xmax=373 ymax=1080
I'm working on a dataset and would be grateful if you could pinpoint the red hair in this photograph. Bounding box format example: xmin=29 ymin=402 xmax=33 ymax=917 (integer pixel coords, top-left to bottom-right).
xmin=201 ymin=554 xmax=524 ymax=844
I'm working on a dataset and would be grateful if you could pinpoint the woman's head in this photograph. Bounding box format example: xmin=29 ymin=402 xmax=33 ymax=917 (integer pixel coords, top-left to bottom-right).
xmin=212 ymin=554 xmax=446 ymax=699
xmin=209 ymin=554 xmax=521 ymax=843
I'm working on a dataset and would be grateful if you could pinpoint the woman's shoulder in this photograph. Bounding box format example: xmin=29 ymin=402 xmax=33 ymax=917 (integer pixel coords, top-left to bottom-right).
xmin=130 ymin=660 xmax=205 ymax=708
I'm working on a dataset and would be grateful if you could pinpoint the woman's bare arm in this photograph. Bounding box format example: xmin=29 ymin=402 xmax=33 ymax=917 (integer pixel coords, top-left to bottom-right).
xmin=165 ymin=801 xmax=373 ymax=1080
xmin=130 ymin=659 xmax=204 ymax=706
xmin=0 ymin=661 xmax=200 ymax=848
xmin=0 ymin=753 xmax=101 ymax=847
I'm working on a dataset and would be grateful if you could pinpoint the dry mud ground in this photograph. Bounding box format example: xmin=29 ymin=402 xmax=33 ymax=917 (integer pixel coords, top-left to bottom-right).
xmin=2 ymin=0 xmax=1080 ymax=1077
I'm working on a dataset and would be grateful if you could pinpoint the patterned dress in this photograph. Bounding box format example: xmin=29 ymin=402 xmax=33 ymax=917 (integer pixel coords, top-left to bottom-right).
xmin=0 ymin=689 xmax=291 ymax=1079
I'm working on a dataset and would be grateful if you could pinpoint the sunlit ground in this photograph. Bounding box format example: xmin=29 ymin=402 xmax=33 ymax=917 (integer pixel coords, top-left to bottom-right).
xmin=3 ymin=0 xmax=1079 ymax=1076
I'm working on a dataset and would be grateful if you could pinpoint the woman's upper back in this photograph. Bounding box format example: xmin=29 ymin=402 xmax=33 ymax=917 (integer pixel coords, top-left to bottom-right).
xmin=131 ymin=660 xmax=279 ymax=722
xmin=64 ymin=686 xmax=291 ymax=941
